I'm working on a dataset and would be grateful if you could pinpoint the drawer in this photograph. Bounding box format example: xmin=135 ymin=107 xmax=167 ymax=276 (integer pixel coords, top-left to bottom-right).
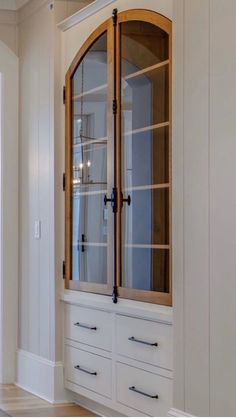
xmin=65 ymin=345 xmax=112 ymax=398
xmin=65 ymin=304 xmax=112 ymax=351
xmin=117 ymin=362 xmax=172 ymax=416
xmin=116 ymin=315 xmax=172 ymax=369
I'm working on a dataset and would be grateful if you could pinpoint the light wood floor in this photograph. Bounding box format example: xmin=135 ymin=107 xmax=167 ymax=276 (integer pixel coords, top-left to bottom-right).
xmin=0 ymin=385 xmax=95 ymax=417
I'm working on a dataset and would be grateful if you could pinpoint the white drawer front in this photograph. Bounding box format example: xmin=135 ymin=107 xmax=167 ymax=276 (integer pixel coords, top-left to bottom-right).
xmin=65 ymin=304 xmax=112 ymax=351
xmin=116 ymin=315 xmax=172 ymax=369
xmin=65 ymin=345 xmax=112 ymax=398
xmin=117 ymin=363 xmax=172 ymax=416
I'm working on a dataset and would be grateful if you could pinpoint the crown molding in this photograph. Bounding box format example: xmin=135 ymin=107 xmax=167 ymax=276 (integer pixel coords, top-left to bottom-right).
xmin=58 ymin=0 xmax=116 ymax=32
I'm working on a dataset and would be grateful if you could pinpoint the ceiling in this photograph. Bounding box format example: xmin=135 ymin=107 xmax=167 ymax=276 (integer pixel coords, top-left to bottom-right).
xmin=0 ymin=0 xmax=30 ymax=10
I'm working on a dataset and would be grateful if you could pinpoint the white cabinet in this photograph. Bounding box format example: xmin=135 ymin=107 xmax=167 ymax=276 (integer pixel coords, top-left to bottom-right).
xmin=116 ymin=362 xmax=172 ymax=417
xmin=65 ymin=345 xmax=112 ymax=398
xmin=116 ymin=314 xmax=173 ymax=370
xmin=64 ymin=296 xmax=173 ymax=416
xmin=65 ymin=304 xmax=112 ymax=351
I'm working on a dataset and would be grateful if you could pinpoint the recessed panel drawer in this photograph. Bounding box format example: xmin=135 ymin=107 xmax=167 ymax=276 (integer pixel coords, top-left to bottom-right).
xmin=65 ymin=345 xmax=112 ymax=398
xmin=65 ymin=304 xmax=112 ymax=351
xmin=116 ymin=315 xmax=172 ymax=369
xmin=117 ymin=362 xmax=172 ymax=416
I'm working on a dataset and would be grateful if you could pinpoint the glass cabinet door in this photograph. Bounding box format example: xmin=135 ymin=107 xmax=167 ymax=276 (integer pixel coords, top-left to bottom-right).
xmin=65 ymin=24 xmax=113 ymax=293
xmin=118 ymin=14 xmax=171 ymax=304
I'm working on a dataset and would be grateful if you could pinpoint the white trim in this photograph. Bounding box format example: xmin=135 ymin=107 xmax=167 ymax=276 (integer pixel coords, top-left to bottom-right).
xmin=73 ymin=393 xmax=122 ymax=417
xmin=16 ymin=350 xmax=69 ymax=403
xmin=168 ymin=408 xmax=193 ymax=417
xmin=62 ymin=290 xmax=173 ymax=324
xmin=58 ymin=0 xmax=116 ymax=32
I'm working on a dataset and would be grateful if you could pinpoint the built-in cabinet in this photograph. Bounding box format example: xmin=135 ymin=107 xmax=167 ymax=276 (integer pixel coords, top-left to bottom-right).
xmin=64 ymin=8 xmax=172 ymax=306
xmin=63 ymin=6 xmax=173 ymax=417
xmin=63 ymin=294 xmax=173 ymax=416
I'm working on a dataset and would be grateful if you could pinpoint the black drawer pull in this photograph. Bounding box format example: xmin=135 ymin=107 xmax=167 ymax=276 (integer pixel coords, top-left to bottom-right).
xmin=74 ymin=322 xmax=97 ymax=330
xmin=74 ymin=365 xmax=97 ymax=376
xmin=129 ymin=386 xmax=158 ymax=399
xmin=128 ymin=336 xmax=158 ymax=347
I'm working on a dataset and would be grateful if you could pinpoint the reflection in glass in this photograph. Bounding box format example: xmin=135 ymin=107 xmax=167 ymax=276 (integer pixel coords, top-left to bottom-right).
xmin=71 ymin=32 xmax=108 ymax=283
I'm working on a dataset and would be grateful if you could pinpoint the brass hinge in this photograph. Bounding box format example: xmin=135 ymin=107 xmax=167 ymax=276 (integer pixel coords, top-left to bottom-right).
xmin=62 ymin=261 xmax=66 ymax=279
xmin=63 ymin=173 xmax=66 ymax=191
xmin=63 ymin=86 xmax=66 ymax=105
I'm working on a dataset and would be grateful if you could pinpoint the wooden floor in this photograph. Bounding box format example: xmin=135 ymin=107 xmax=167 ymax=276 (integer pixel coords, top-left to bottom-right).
xmin=0 ymin=385 xmax=95 ymax=417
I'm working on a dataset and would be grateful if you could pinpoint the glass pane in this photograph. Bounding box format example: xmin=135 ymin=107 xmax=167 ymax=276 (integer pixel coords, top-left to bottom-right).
xmin=73 ymin=141 xmax=107 ymax=191
xmin=121 ymin=21 xmax=170 ymax=293
xmin=73 ymin=244 xmax=107 ymax=284
xmin=122 ymin=66 xmax=169 ymax=132
xmin=122 ymin=188 xmax=169 ymax=245
xmin=122 ymin=248 xmax=169 ymax=293
xmin=121 ymin=21 xmax=168 ymax=77
xmin=71 ymin=32 xmax=109 ymax=284
xmin=122 ymin=126 xmax=169 ymax=189
xmin=73 ymin=33 xmax=107 ymax=96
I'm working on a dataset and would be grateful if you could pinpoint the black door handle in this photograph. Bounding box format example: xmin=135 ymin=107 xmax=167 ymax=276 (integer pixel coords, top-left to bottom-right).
xmin=74 ymin=365 xmax=97 ymax=376
xmin=128 ymin=336 xmax=158 ymax=347
xmin=74 ymin=322 xmax=97 ymax=330
xmin=121 ymin=192 xmax=131 ymax=206
xmin=129 ymin=386 xmax=158 ymax=399
xmin=104 ymin=187 xmax=117 ymax=213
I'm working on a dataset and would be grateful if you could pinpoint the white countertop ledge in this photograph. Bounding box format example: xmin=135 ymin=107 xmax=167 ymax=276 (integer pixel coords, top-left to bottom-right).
xmin=61 ymin=290 xmax=173 ymax=324
xmin=58 ymin=0 xmax=116 ymax=32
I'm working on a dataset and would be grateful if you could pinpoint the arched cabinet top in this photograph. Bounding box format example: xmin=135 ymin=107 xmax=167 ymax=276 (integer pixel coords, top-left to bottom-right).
xmin=66 ymin=9 xmax=172 ymax=81
xmin=66 ymin=18 xmax=110 ymax=79
xmin=117 ymin=9 xmax=172 ymax=34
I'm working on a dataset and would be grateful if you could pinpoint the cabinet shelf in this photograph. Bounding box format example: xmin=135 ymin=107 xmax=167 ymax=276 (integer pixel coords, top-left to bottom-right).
xmin=75 ymin=242 xmax=169 ymax=249
xmin=123 ymin=183 xmax=169 ymax=192
xmin=123 ymin=122 xmax=169 ymax=137
xmin=72 ymin=188 xmax=107 ymax=196
xmin=73 ymin=183 xmax=169 ymax=196
xmin=124 ymin=244 xmax=170 ymax=249
xmin=73 ymin=137 xmax=108 ymax=147
xmin=76 ymin=242 xmax=107 ymax=247
xmin=73 ymin=83 xmax=107 ymax=101
xmin=123 ymin=59 xmax=169 ymax=81
xmin=72 ymin=59 xmax=170 ymax=101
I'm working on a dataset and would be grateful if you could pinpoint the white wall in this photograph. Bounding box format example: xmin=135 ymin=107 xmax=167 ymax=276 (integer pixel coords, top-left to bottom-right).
xmin=0 ymin=10 xmax=18 ymax=54
xmin=16 ymin=0 xmax=95 ymax=400
xmin=0 ymin=41 xmax=18 ymax=384
xmin=17 ymin=0 xmax=99 ymax=366
xmin=173 ymin=0 xmax=236 ymax=416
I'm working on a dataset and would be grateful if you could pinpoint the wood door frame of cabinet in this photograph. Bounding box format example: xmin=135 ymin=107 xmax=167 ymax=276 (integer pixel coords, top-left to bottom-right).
xmin=116 ymin=10 xmax=172 ymax=306
xmin=65 ymin=18 xmax=113 ymax=295
xmin=64 ymin=9 xmax=172 ymax=306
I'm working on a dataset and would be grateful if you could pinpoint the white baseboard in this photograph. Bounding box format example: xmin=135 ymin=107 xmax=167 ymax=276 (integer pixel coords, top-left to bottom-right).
xmin=16 ymin=349 xmax=70 ymax=404
xmin=168 ymin=408 xmax=193 ymax=417
xmin=72 ymin=393 xmax=122 ymax=417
